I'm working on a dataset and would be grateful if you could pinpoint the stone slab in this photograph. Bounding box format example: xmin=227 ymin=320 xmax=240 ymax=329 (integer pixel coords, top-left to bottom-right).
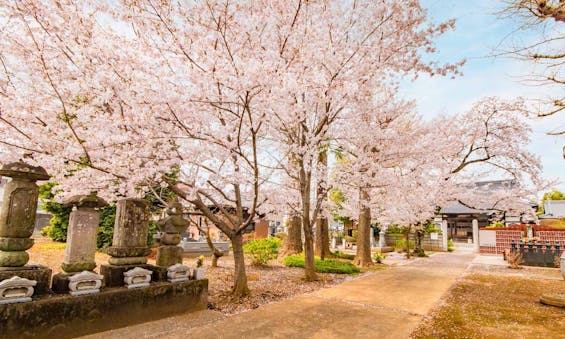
xmin=0 ymin=279 xmax=208 ymax=338
xmin=100 ymin=264 xmax=168 ymax=287
xmin=0 ymin=265 xmax=51 ymax=295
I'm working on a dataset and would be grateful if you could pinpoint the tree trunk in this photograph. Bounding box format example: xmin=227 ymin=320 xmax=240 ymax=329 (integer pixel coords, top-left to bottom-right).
xmin=315 ymin=216 xmax=330 ymax=260
xmin=231 ymin=232 xmax=250 ymax=297
xmin=302 ymin=177 xmax=317 ymax=281
xmin=354 ymin=187 xmax=373 ymax=267
xmin=205 ymin=232 xmax=224 ymax=268
xmin=405 ymin=225 xmax=412 ymax=259
xmin=314 ymin=146 xmax=330 ymax=260
xmin=303 ymin=216 xmax=317 ymax=281
xmin=280 ymin=214 xmax=302 ymax=257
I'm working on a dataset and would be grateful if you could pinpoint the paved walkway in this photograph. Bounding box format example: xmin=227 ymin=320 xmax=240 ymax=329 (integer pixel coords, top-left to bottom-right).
xmin=83 ymin=252 xmax=474 ymax=339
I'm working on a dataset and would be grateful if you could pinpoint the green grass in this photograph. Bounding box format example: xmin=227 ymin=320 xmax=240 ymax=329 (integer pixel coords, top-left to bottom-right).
xmin=332 ymin=251 xmax=355 ymax=260
xmin=34 ymin=242 xmax=66 ymax=250
xmin=283 ymin=254 xmax=360 ymax=274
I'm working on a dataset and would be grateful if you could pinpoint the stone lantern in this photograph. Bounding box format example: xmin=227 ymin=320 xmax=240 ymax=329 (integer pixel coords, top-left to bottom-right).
xmin=0 ymin=162 xmax=52 ymax=299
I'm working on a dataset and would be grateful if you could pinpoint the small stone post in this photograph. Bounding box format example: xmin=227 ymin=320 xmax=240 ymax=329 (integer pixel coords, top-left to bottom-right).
xmin=52 ymin=193 xmax=107 ymax=294
xmin=378 ymin=227 xmax=386 ymax=248
xmin=440 ymin=220 xmax=448 ymax=252
xmin=156 ymin=201 xmax=188 ymax=267
xmin=472 ymin=219 xmax=479 ymax=253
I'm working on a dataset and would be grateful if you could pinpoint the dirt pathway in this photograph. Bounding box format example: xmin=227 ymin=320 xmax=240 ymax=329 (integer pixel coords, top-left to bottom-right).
xmin=83 ymin=251 xmax=474 ymax=339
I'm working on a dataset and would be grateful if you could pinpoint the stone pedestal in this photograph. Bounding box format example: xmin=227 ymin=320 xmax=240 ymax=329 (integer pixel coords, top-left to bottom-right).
xmin=0 ymin=162 xmax=50 ymax=268
xmin=0 ymin=276 xmax=36 ymax=304
xmin=123 ymin=267 xmax=152 ymax=289
xmin=167 ymin=263 xmax=190 ymax=283
xmin=156 ymin=202 xmax=188 ymax=267
xmin=100 ymin=264 xmax=167 ymax=287
xmin=0 ymin=266 xmax=51 ymax=295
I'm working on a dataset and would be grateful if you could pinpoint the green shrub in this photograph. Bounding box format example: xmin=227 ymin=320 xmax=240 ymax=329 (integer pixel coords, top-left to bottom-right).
xmin=332 ymin=251 xmax=355 ymax=260
xmin=395 ymin=239 xmax=414 ymax=252
xmin=374 ymin=252 xmax=386 ymax=263
xmin=40 ymin=225 xmax=52 ymax=238
xmin=274 ymin=232 xmax=287 ymax=242
xmin=447 ymin=239 xmax=455 ymax=252
xmin=386 ymin=224 xmax=406 ymax=234
xmin=485 ymin=221 xmax=505 ymax=229
xmin=283 ymin=255 xmax=360 ymax=274
xmin=243 ymin=237 xmax=281 ymax=265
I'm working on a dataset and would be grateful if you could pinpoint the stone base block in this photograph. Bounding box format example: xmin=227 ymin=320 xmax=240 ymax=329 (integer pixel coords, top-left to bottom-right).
xmin=106 ymin=246 xmax=151 ymax=258
xmin=108 ymin=256 xmax=148 ymax=266
xmin=51 ymin=273 xmax=72 ymax=294
xmin=156 ymin=245 xmax=183 ymax=267
xmin=100 ymin=264 xmax=168 ymax=287
xmin=0 ymin=266 xmax=51 ymax=295
xmin=0 ymin=279 xmax=208 ymax=338
xmin=61 ymin=261 xmax=96 ymax=273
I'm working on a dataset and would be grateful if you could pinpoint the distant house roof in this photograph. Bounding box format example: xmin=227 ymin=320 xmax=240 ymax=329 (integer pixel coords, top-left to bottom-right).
xmin=541 ymin=200 xmax=565 ymax=219
xmin=439 ymin=201 xmax=489 ymax=215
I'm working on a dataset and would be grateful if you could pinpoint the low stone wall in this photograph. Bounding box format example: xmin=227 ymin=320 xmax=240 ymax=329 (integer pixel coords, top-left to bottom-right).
xmin=180 ymin=241 xmax=230 ymax=257
xmin=0 ymin=279 xmax=208 ymax=338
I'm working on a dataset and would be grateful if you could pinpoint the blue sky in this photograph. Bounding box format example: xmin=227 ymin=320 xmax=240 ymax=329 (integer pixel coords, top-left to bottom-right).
xmin=399 ymin=0 xmax=565 ymax=192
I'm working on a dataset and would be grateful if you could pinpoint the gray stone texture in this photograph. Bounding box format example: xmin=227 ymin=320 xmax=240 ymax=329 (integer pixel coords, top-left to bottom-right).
xmin=156 ymin=202 xmax=188 ymax=267
xmin=156 ymin=245 xmax=183 ymax=267
xmin=105 ymin=198 xmax=151 ymax=268
xmin=0 ymin=162 xmax=49 ymax=268
xmin=0 ymin=266 xmax=52 ymax=295
xmin=110 ymin=199 xmax=150 ymax=249
xmin=0 ymin=279 xmax=208 ymax=338
xmin=61 ymin=207 xmax=100 ymax=273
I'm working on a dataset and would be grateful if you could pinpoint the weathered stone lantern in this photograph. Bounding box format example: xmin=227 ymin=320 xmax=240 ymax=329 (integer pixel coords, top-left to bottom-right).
xmin=156 ymin=201 xmax=189 ymax=268
xmin=0 ymin=162 xmax=52 ymax=299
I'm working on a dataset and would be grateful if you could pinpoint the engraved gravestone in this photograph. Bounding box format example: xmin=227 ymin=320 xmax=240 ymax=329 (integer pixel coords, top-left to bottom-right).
xmin=62 ymin=193 xmax=108 ymax=272
xmin=106 ymin=199 xmax=151 ymax=265
xmin=52 ymin=193 xmax=107 ymax=294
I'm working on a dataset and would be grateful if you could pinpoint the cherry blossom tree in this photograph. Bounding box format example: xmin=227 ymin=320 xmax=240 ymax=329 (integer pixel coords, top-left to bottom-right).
xmin=498 ymin=0 xmax=564 ymax=134
xmin=266 ymin=0 xmax=461 ymax=279
xmin=0 ymin=0 xmax=291 ymax=297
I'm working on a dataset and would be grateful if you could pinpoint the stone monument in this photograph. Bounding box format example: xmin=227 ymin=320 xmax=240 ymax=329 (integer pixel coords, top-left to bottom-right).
xmin=52 ymin=193 xmax=107 ymax=294
xmin=0 ymin=162 xmax=51 ymax=295
xmin=156 ymin=201 xmax=188 ymax=267
xmin=101 ymin=198 xmax=161 ymax=286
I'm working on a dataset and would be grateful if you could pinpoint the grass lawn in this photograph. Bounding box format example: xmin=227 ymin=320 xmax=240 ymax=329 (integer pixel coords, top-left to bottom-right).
xmin=412 ymin=273 xmax=565 ymax=338
xmin=283 ymin=254 xmax=361 ymax=274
